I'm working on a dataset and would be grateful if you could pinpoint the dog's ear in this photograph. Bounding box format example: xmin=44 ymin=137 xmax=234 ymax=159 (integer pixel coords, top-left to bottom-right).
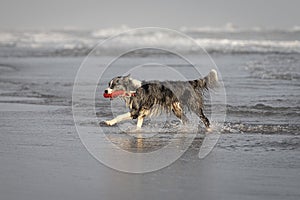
xmin=124 ymin=74 xmax=131 ymax=80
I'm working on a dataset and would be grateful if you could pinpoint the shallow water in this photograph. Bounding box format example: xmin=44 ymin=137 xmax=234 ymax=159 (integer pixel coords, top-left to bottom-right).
xmin=0 ymin=54 xmax=299 ymax=200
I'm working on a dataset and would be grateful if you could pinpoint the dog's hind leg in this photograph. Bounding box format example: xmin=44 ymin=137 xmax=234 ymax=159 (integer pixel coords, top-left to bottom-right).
xmin=172 ymin=102 xmax=188 ymax=124
xmin=105 ymin=112 xmax=132 ymax=126
xmin=136 ymin=108 xmax=150 ymax=128
xmin=197 ymin=108 xmax=210 ymax=128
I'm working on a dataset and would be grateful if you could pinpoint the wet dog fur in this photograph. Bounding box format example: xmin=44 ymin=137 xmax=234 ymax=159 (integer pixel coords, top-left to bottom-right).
xmin=104 ymin=70 xmax=218 ymax=129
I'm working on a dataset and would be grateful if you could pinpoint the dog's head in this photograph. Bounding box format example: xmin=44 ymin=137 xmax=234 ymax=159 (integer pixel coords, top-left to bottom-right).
xmin=104 ymin=74 xmax=142 ymax=98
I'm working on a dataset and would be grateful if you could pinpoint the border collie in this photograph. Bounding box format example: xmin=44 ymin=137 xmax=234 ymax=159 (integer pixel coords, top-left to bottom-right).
xmin=103 ymin=69 xmax=218 ymax=129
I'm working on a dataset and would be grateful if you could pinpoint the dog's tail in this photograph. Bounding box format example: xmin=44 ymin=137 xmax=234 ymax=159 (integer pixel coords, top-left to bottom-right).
xmin=204 ymin=69 xmax=219 ymax=89
xmin=189 ymin=69 xmax=219 ymax=90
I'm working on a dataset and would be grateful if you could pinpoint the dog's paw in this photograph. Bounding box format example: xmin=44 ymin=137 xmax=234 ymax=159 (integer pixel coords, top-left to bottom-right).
xmin=104 ymin=120 xmax=116 ymax=126
xmin=206 ymin=127 xmax=213 ymax=132
xmin=99 ymin=120 xmax=116 ymax=126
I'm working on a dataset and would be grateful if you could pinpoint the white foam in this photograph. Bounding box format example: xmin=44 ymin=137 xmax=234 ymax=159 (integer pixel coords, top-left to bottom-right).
xmin=180 ymin=23 xmax=239 ymax=33
xmin=195 ymin=38 xmax=300 ymax=53
xmin=0 ymin=28 xmax=300 ymax=56
xmin=91 ymin=25 xmax=130 ymax=38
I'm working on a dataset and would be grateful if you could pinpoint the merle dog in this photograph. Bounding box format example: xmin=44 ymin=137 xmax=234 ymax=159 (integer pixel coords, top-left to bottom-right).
xmin=103 ymin=70 xmax=218 ymax=129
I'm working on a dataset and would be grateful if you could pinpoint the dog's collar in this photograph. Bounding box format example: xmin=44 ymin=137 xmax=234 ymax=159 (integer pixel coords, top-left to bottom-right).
xmin=103 ymin=90 xmax=136 ymax=99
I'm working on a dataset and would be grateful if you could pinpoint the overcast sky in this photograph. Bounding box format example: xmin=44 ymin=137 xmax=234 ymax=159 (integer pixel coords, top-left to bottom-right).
xmin=0 ymin=0 xmax=299 ymax=30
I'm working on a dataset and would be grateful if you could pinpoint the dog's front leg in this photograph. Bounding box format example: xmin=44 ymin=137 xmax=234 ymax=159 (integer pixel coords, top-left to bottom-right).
xmin=136 ymin=116 xmax=144 ymax=129
xmin=105 ymin=112 xmax=132 ymax=126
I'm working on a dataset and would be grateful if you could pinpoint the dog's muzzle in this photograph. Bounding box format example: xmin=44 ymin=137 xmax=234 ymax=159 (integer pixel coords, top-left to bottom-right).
xmin=104 ymin=88 xmax=113 ymax=94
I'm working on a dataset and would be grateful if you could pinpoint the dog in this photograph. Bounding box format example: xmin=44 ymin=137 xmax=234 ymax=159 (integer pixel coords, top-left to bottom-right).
xmin=103 ymin=69 xmax=218 ymax=129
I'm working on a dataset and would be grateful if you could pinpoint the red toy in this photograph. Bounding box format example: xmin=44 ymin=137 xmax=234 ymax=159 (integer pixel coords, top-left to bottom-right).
xmin=103 ymin=90 xmax=135 ymax=99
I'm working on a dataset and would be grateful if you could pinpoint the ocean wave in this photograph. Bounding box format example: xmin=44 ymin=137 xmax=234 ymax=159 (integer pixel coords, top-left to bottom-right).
xmin=0 ymin=28 xmax=300 ymax=57
xmin=91 ymin=25 xmax=131 ymax=38
xmin=180 ymin=24 xmax=300 ymax=33
xmin=195 ymin=38 xmax=300 ymax=54
xmin=227 ymin=104 xmax=300 ymax=116
xmin=222 ymin=122 xmax=300 ymax=135
xmin=228 ymin=103 xmax=300 ymax=111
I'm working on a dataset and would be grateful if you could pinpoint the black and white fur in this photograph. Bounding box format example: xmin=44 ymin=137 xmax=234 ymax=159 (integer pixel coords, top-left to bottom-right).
xmin=104 ymin=70 xmax=218 ymax=129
